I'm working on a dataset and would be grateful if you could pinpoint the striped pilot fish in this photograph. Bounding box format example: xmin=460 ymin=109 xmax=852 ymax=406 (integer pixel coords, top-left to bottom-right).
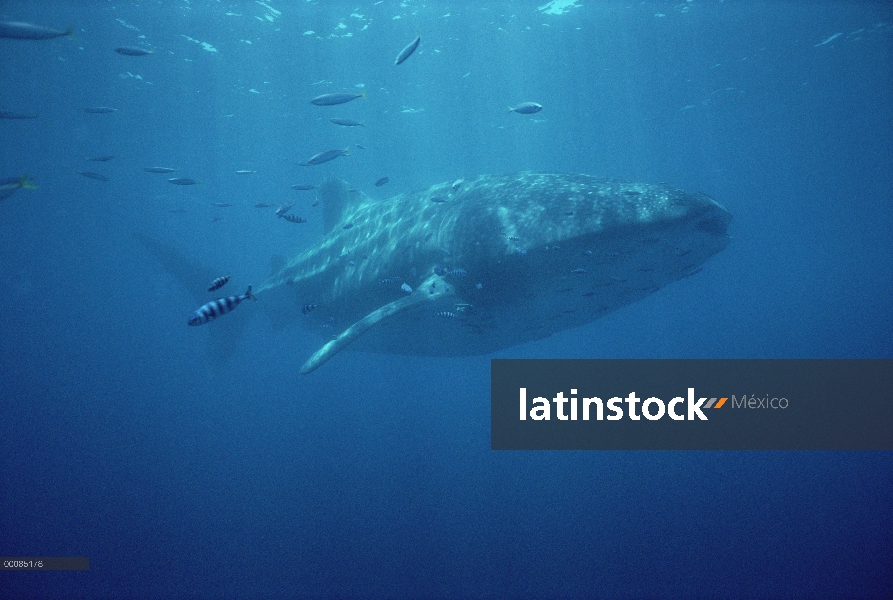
xmin=207 ymin=274 xmax=230 ymax=292
xmin=188 ymin=286 xmax=256 ymax=326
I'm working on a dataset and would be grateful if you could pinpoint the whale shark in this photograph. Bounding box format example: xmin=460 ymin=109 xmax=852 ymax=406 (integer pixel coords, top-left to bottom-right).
xmin=250 ymin=172 xmax=731 ymax=373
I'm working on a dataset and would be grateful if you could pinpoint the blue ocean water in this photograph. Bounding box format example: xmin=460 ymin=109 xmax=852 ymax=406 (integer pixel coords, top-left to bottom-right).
xmin=1 ymin=1 xmax=891 ymax=598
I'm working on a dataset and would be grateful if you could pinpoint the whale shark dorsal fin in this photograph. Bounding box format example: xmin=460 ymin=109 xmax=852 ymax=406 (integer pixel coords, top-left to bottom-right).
xmin=300 ymin=274 xmax=455 ymax=374
xmin=319 ymin=177 xmax=349 ymax=232
xmin=319 ymin=177 xmax=376 ymax=232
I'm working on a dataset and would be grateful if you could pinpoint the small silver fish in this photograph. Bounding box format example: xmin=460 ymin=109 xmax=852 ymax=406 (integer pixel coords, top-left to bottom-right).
xmin=0 ymin=21 xmax=72 ymax=40
xmin=301 ymin=147 xmax=350 ymax=166
xmin=310 ymin=92 xmax=366 ymax=106
xmin=330 ymin=118 xmax=364 ymax=127
xmin=168 ymin=177 xmax=199 ymax=185
xmin=395 ymin=33 xmax=421 ymax=65
xmin=0 ymin=174 xmax=37 ymax=200
xmin=115 ymin=46 xmax=154 ymax=56
xmin=143 ymin=167 xmax=176 ymax=173
xmin=76 ymin=171 xmax=109 ymax=181
xmin=508 ymin=102 xmax=542 ymax=115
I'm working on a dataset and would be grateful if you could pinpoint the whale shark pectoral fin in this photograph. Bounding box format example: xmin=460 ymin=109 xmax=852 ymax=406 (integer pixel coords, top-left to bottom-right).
xmin=300 ymin=275 xmax=454 ymax=374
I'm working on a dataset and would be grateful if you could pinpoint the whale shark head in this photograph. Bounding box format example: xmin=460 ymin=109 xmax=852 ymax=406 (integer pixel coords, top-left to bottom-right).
xmin=255 ymin=172 xmax=731 ymax=372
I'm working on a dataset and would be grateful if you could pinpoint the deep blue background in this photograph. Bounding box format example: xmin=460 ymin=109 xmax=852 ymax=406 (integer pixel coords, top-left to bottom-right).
xmin=1 ymin=1 xmax=891 ymax=598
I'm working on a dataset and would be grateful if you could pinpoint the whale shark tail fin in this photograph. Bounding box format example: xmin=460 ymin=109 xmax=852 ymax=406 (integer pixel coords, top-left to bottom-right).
xmin=132 ymin=231 xmax=248 ymax=366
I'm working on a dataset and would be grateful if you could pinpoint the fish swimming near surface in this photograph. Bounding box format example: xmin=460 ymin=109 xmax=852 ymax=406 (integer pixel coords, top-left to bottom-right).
xmin=208 ymin=275 xmax=230 ymax=292
xmin=188 ymin=286 xmax=256 ymax=326
xmin=508 ymin=102 xmax=543 ymax=115
xmin=144 ymin=173 xmax=731 ymax=373
xmin=310 ymin=92 xmax=366 ymax=106
xmin=0 ymin=174 xmax=37 ymax=201
xmin=291 ymin=184 xmax=317 ymax=191
xmin=115 ymin=46 xmax=153 ymax=56
xmin=84 ymin=107 xmax=118 ymax=114
xmin=76 ymin=171 xmax=110 ymax=181
xmin=395 ymin=32 xmax=421 ymax=65
xmin=168 ymin=177 xmax=199 ymax=185
xmin=330 ymin=118 xmax=365 ymax=127
xmin=86 ymin=155 xmax=115 ymax=162
xmin=375 ymin=177 xmax=389 ymax=187
xmin=143 ymin=167 xmax=176 ymax=173
xmin=300 ymin=147 xmax=350 ymax=166
xmin=0 ymin=21 xmax=73 ymax=40
xmin=282 ymin=214 xmax=307 ymax=224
